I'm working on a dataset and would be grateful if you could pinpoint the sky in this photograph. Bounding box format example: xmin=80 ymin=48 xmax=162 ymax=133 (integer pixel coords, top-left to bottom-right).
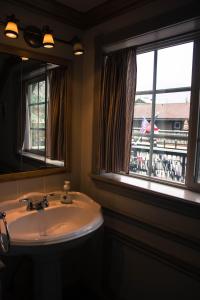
xmin=136 ymin=42 xmax=193 ymax=104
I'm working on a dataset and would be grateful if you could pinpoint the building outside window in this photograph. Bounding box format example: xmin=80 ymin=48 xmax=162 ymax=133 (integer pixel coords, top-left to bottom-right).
xmin=130 ymin=42 xmax=193 ymax=184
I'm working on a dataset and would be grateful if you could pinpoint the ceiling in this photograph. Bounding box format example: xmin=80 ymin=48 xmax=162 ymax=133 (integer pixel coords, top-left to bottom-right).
xmin=56 ymin=0 xmax=107 ymax=12
xmin=5 ymin=0 xmax=157 ymax=29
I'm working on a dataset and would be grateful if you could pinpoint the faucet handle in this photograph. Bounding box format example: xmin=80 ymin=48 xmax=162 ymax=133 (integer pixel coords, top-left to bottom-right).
xmin=42 ymin=196 xmax=49 ymax=207
xmin=19 ymin=198 xmax=33 ymax=211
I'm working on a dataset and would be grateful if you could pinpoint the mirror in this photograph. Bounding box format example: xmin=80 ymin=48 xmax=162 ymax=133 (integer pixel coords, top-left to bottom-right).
xmin=0 ymin=50 xmax=68 ymax=177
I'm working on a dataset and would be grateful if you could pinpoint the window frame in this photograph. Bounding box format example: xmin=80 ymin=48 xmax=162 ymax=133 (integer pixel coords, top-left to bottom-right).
xmin=24 ymin=74 xmax=47 ymax=156
xmin=130 ymin=39 xmax=194 ymax=186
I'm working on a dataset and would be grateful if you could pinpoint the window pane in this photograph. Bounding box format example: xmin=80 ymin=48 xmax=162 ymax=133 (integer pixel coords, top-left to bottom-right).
xmin=38 ymin=104 xmax=45 ymax=128
xmin=130 ymin=94 xmax=152 ymax=176
xmin=30 ymin=105 xmax=38 ymax=128
xmin=30 ymin=130 xmax=38 ymax=150
xmin=133 ymin=94 xmax=152 ymax=135
xmin=151 ymin=92 xmax=190 ymax=183
xmin=152 ymin=152 xmax=186 ymax=183
xmin=39 ymin=130 xmax=45 ymax=150
xmin=156 ymin=91 xmax=191 ymax=104
xmin=136 ymin=51 xmax=154 ymax=91
xmin=156 ymin=42 xmax=193 ymax=89
xmin=39 ymin=81 xmax=45 ymax=103
xmin=130 ymin=147 xmax=151 ymax=177
xmin=30 ymin=83 xmax=38 ymax=104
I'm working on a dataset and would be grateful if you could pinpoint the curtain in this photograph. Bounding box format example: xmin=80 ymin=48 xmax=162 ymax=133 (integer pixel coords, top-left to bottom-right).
xmin=47 ymin=66 xmax=71 ymax=165
xmin=17 ymin=80 xmax=27 ymax=153
xmin=99 ymin=47 xmax=137 ymax=173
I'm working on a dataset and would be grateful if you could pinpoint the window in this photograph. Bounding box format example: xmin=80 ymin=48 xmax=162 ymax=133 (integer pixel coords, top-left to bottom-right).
xmin=130 ymin=42 xmax=194 ymax=185
xmin=24 ymin=77 xmax=47 ymax=155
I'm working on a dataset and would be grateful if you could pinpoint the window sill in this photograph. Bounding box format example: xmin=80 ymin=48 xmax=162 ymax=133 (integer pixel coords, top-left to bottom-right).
xmin=91 ymin=173 xmax=200 ymax=218
xmin=21 ymin=151 xmax=64 ymax=167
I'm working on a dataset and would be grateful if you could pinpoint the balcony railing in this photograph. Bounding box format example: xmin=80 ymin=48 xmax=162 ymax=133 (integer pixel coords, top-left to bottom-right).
xmin=130 ymin=129 xmax=188 ymax=183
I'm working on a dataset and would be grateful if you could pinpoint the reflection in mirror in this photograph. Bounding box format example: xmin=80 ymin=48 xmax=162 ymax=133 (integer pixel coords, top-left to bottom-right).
xmin=0 ymin=52 xmax=67 ymax=175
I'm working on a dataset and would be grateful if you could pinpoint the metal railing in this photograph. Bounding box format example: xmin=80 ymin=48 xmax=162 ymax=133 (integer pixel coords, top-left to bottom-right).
xmin=130 ymin=129 xmax=188 ymax=183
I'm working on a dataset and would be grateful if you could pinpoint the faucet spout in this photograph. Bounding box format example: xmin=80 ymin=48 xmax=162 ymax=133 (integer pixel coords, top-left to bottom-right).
xmin=19 ymin=194 xmax=49 ymax=211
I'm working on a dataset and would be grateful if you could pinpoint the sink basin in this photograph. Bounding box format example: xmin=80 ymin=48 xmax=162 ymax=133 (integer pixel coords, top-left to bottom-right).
xmin=0 ymin=192 xmax=103 ymax=247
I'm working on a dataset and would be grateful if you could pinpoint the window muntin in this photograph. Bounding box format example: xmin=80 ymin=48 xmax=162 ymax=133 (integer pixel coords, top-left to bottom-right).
xmin=130 ymin=42 xmax=194 ymax=184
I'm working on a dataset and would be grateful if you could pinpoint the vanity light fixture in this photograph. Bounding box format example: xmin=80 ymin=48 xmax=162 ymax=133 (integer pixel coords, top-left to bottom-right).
xmin=4 ymin=15 xmax=19 ymax=39
xmin=1 ymin=14 xmax=84 ymax=56
xmin=43 ymin=26 xmax=54 ymax=48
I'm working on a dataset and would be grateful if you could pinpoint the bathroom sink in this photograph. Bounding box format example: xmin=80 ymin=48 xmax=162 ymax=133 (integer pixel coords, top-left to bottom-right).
xmin=0 ymin=192 xmax=103 ymax=300
xmin=0 ymin=192 xmax=103 ymax=247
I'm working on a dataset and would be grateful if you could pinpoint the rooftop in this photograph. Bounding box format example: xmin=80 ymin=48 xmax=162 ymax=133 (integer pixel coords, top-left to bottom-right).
xmin=134 ymin=103 xmax=190 ymax=119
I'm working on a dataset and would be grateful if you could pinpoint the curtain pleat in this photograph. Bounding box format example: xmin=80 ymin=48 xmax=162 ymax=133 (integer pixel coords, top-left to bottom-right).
xmin=99 ymin=47 xmax=137 ymax=173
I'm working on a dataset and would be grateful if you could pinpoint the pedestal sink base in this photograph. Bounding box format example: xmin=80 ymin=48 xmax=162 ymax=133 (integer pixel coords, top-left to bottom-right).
xmin=33 ymin=255 xmax=62 ymax=300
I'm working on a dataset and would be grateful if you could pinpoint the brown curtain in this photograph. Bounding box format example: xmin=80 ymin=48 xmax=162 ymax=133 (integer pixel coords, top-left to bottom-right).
xmin=47 ymin=66 xmax=71 ymax=165
xmin=99 ymin=47 xmax=137 ymax=173
xmin=17 ymin=80 xmax=27 ymax=153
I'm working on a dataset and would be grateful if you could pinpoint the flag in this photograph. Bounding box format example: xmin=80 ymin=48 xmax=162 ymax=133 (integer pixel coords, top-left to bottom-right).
xmin=140 ymin=117 xmax=159 ymax=134
xmin=146 ymin=123 xmax=159 ymax=134
xmin=140 ymin=117 xmax=149 ymax=134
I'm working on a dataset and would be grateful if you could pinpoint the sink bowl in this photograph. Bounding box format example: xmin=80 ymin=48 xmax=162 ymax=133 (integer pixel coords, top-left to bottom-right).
xmin=0 ymin=192 xmax=103 ymax=247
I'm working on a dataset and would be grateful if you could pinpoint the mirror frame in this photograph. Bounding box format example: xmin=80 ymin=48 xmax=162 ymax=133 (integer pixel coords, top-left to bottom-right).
xmin=0 ymin=43 xmax=72 ymax=182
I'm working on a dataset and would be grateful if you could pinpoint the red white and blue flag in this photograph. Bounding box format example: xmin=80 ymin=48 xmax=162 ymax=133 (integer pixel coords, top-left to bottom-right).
xmin=140 ymin=117 xmax=159 ymax=134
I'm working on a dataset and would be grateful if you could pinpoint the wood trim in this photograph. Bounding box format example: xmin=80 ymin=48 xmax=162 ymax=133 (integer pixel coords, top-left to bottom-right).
xmin=104 ymin=226 xmax=200 ymax=282
xmin=0 ymin=167 xmax=67 ymax=182
xmin=103 ymin=207 xmax=200 ymax=252
xmin=101 ymin=5 xmax=200 ymax=47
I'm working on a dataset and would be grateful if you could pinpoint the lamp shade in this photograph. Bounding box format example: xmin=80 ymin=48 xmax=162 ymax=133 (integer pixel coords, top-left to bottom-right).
xmin=5 ymin=20 xmax=19 ymax=39
xmin=43 ymin=31 xmax=54 ymax=48
xmin=73 ymin=41 xmax=84 ymax=55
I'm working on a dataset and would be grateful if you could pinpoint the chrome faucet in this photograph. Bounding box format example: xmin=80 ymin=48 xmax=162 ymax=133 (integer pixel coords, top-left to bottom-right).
xmin=19 ymin=196 xmax=49 ymax=211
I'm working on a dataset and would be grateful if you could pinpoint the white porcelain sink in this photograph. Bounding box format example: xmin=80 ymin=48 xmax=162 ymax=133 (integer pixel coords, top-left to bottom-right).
xmin=0 ymin=192 xmax=103 ymax=246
